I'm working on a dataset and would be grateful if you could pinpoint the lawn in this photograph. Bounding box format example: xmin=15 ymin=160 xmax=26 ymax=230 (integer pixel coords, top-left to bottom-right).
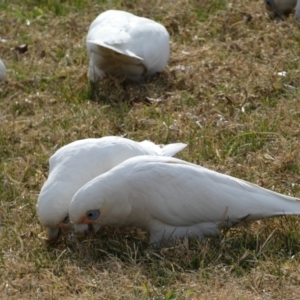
xmin=1 ymin=0 xmax=300 ymax=299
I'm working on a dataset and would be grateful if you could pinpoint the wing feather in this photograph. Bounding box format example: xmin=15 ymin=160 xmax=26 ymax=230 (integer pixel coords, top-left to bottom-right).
xmin=124 ymin=157 xmax=300 ymax=227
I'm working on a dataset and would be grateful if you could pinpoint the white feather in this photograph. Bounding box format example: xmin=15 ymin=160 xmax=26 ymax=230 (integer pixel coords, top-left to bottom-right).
xmin=36 ymin=137 xmax=186 ymax=240
xmin=70 ymin=155 xmax=300 ymax=245
xmin=0 ymin=59 xmax=6 ymax=81
xmin=86 ymin=10 xmax=170 ymax=81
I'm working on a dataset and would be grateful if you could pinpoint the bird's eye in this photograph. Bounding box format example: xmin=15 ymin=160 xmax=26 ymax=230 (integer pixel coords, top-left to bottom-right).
xmin=62 ymin=215 xmax=70 ymax=224
xmin=85 ymin=210 xmax=100 ymax=221
xmin=264 ymin=0 xmax=276 ymax=8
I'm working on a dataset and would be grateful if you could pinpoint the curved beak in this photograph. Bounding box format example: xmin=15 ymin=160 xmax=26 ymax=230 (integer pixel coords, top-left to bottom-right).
xmin=45 ymin=227 xmax=61 ymax=241
xmin=87 ymin=224 xmax=94 ymax=234
xmin=74 ymin=223 xmax=101 ymax=235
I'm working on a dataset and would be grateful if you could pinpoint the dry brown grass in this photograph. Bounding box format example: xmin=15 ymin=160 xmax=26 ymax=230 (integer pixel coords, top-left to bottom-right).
xmin=1 ymin=0 xmax=300 ymax=299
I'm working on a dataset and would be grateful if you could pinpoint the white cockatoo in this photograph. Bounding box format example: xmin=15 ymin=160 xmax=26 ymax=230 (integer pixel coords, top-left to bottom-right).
xmin=70 ymin=155 xmax=300 ymax=246
xmin=86 ymin=10 xmax=170 ymax=82
xmin=264 ymin=0 xmax=300 ymax=19
xmin=37 ymin=137 xmax=186 ymax=241
xmin=0 ymin=59 xmax=6 ymax=81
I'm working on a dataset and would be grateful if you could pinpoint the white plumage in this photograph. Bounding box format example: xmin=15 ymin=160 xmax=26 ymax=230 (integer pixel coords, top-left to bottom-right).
xmin=0 ymin=59 xmax=6 ymax=81
xmin=264 ymin=0 xmax=300 ymax=19
xmin=70 ymin=155 xmax=300 ymax=246
xmin=86 ymin=10 xmax=170 ymax=82
xmin=36 ymin=137 xmax=186 ymax=240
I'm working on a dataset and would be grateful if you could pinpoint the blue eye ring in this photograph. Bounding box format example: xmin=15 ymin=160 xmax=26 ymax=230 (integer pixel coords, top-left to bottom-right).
xmin=85 ymin=210 xmax=100 ymax=221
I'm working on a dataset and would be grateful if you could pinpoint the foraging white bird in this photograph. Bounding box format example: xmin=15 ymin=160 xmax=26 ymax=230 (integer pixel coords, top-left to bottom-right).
xmin=70 ymin=155 xmax=300 ymax=246
xmin=0 ymin=59 xmax=6 ymax=81
xmin=264 ymin=0 xmax=300 ymax=19
xmin=86 ymin=10 xmax=170 ymax=82
xmin=36 ymin=137 xmax=186 ymax=241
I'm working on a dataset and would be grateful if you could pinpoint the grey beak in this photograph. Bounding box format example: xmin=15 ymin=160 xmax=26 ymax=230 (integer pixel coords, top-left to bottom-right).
xmin=45 ymin=227 xmax=61 ymax=241
xmin=86 ymin=224 xmax=94 ymax=234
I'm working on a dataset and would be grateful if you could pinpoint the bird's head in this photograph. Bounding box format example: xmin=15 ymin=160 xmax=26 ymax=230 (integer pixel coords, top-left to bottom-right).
xmin=37 ymin=181 xmax=74 ymax=241
xmin=69 ymin=174 xmax=132 ymax=236
xmin=69 ymin=180 xmax=109 ymax=236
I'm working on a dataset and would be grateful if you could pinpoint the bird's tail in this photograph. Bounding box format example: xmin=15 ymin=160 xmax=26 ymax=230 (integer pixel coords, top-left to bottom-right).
xmin=159 ymin=143 xmax=187 ymax=157
xmin=139 ymin=140 xmax=187 ymax=157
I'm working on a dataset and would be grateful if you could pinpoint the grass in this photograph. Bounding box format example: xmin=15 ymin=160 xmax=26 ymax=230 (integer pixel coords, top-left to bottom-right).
xmin=1 ymin=0 xmax=300 ymax=298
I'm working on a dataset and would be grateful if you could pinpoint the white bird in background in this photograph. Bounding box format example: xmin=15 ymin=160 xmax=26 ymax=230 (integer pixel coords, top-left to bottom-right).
xmin=0 ymin=59 xmax=6 ymax=81
xmin=36 ymin=137 xmax=186 ymax=241
xmin=264 ymin=0 xmax=300 ymax=19
xmin=70 ymin=155 xmax=300 ymax=246
xmin=86 ymin=10 xmax=170 ymax=82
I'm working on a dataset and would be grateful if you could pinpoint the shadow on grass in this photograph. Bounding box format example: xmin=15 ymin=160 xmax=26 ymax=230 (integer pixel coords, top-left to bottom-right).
xmin=87 ymin=72 xmax=177 ymax=105
xmin=44 ymin=216 xmax=300 ymax=287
